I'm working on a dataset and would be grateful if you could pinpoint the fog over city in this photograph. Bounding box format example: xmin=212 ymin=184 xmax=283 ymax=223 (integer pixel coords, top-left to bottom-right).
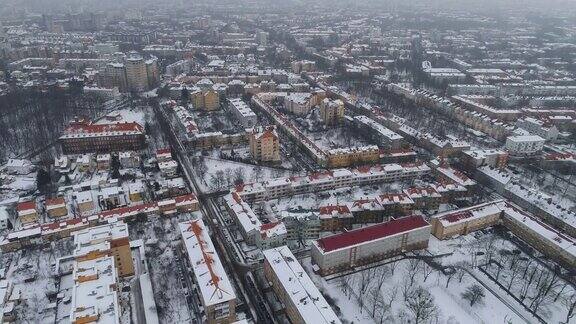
xmin=0 ymin=1 xmax=575 ymax=324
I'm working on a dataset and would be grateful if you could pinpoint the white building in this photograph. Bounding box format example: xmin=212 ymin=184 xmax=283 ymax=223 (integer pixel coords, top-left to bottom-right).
xmin=179 ymin=220 xmax=237 ymax=323
xmin=516 ymin=117 xmax=559 ymax=141
xmin=0 ymin=207 xmax=10 ymax=230
xmin=311 ymin=215 xmax=431 ymax=275
xmin=228 ymin=98 xmax=257 ymax=128
xmin=505 ymin=135 xmax=545 ymax=155
xmin=263 ymin=246 xmax=341 ymax=324
xmin=70 ymin=256 xmax=120 ymax=324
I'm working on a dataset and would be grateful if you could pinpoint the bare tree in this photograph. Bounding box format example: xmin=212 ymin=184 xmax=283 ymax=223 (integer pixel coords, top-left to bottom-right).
xmin=462 ymin=284 xmax=485 ymax=306
xmin=421 ymin=262 xmax=434 ymax=283
xmin=405 ymin=286 xmax=437 ymax=324
xmin=562 ymin=292 xmax=576 ymax=324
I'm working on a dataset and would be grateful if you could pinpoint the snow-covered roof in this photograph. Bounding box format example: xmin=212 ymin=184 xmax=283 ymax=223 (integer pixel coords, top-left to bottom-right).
xmin=70 ymin=256 xmax=120 ymax=324
xmin=263 ymin=246 xmax=341 ymax=324
xmin=179 ymin=220 xmax=236 ymax=307
xmin=73 ymin=222 xmax=129 ymax=257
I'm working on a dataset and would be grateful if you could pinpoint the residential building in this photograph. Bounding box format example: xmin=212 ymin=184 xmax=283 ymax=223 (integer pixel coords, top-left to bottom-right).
xmin=431 ymin=201 xmax=502 ymax=239
xmin=319 ymin=98 xmax=345 ymax=125
xmin=516 ymin=117 xmax=559 ymax=141
xmin=228 ymin=98 xmax=257 ymax=128
xmin=505 ymin=135 xmax=545 ymax=156
xmin=17 ymin=201 xmax=38 ymax=225
xmin=0 ymin=207 xmax=11 ymax=230
xmin=249 ymin=126 xmax=280 ymax=162
xmin=263 ymin=246 xmax=341 ymax=324
xmin=311 ymin=216 xmax=431 ymax=275
xmin=283 ymin=93 xmax=314 ymax=116
xmin=461 ymin=149 xmax=508 ymax=170
xmin=73 ymin=221 xmax=135 ymax=277
xmin=179 ymin=220 xmax=237 ymax=324
xmin=46 ymin=197 xmax=68 ymax=218
xmin=125 ymin=54 xmax=149 ymax=92
xmin=59 ymin=119 xmax=145 ymax=154
xmin=70 ymin=256 xmax=120 ymax=324
xmin=353 ymin=116 xmax=403 ymax=149
xmin=191 ymin=89 xmax=220 ymax=111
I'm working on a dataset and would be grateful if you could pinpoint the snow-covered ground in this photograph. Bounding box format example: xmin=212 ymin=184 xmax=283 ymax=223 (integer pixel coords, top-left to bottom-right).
xmin=301 ymin=255 xmax=525 ymax=324
xmin=192 ymin=155 xmax=296 ymax=193
xmin=429 ymin=230 xmax=576 ymax=324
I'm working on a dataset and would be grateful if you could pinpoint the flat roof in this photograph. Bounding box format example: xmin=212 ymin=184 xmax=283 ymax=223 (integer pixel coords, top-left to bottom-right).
xmin=317 ymin=215 xmax=430 ymax=253
xmin=70 ymin=256 xmax=119 ymax=324
xmin=263 ymin=246 xmax=341 ymax=324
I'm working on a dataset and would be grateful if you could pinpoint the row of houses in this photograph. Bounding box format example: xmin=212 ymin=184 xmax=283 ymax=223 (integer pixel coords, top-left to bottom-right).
xmin=431 ymin=200 xmax=576 ymax=269
xmin=387 ymin=84 xmax=515 ymax=141
xmin=233 ymin=162 xmax=431 ymax=203
xmin=0 ymin=193 xmax=199 ymax=252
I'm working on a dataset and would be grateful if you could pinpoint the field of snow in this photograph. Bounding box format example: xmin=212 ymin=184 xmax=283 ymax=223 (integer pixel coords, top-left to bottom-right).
xmin=191 ymin=155 xmax=296 ymax=193
xmin=301 ymin=255 xmax=525 ymax=324
xmin=429 ymin=229 xmax=576 ymax=324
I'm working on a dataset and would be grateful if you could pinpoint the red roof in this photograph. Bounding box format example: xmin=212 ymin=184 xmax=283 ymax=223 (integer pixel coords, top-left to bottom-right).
xmin=317 ymin=215 xmax=429 ymax=252
xmin=319 ymin=205 xmax=350 ymax=215
xmin=175 ymin=193 xmax=197 ymax=204
xmin=156 ymin=148 xmax=172 ymax=155
xmin=99 ymin=202 xmax=156 ymax=218
xmin=46 ymin=197 xmax=66 ymax=206
xmin=17 ymin=201 xmax=36 ymax=211
xmin=441 ymin=211 xmax=474 ymax=223
xmin=64 ymin=121 xmax=143 ymax=135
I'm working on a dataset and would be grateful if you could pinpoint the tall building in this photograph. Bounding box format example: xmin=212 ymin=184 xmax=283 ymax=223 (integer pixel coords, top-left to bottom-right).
xmin=179 ymin=220 xmax=237 ymax=324
xmin=319 ymin=98 xmax=345 ymax=125
xmin=191 ymin=89 xmax=220 ymax=111
xmin=125 ymin=54 xmax=148 ymax=92
xmin=101 ymin=63 xmax=128 ymax=92
xmin=249 ymin=126 xmax=281 ymax=162
xmin=72 ymin=221 xmax=135 ymax=277
xmin=228 ymin=98 xmax=257 ymax=128
xmin=263 ymin=246 xmax=341 ymax=324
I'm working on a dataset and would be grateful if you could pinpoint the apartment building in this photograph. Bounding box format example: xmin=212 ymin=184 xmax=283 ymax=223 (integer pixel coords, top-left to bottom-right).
xmin=326 ymin=145 xmax=380 ymax=168
xmin=191 ymin=89 xmax=220 ymax=111
xmin=59 ymin=120 xmax=145 ymax=154
xmin=311 ymin=216 xmax=431 ymax=275
xmin=431 ymin=201 xmax=503 ymax=239
xmin=46 ymin=197 xmax=68 ymax=218
xmin=249 ymin=126 xmax=280 ymax=162
xmin=283 ymin=92 xmax=314 ymax=116
xmin=70 ymin=256 xmax=120 ymax=324
xmin=461 ymin=149 xmax=508 ymax=171
xmin=228 ymin=98 xmax=257 ymax=128
xmin=505 ymin=135 xmax=545 ymax=156
xmin=319 ymin=98 xmax=345 ymax=125
xmin=179 ymin=220 xmax=237 ymax=324
xmin=263 ymin=246 xmax=341 ymax=324
xmin=17 ymin=200 xmax=38 ymax=225
xmin=354 ymin=115 xmax=403 ymax=149
xmin=125 ymin=54 xmax=149 ymax=92
xmin=516 ymin=117 xmax=559 ymax=141
xmin=73 ymin=221 xmax=135 ymax=277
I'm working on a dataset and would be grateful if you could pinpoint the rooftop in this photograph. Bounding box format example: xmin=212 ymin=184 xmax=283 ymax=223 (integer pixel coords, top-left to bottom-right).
xmin=316 ymin=215 xmax=430 ymax=253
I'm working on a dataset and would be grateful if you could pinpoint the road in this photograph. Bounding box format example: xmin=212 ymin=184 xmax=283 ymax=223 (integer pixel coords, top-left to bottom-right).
xmin=153 ymin=102 xmax=270 ymax=323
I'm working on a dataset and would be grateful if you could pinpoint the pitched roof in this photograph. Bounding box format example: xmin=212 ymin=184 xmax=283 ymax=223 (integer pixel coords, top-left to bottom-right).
xmin=316 ymin=215 xmax=430 ymax=252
